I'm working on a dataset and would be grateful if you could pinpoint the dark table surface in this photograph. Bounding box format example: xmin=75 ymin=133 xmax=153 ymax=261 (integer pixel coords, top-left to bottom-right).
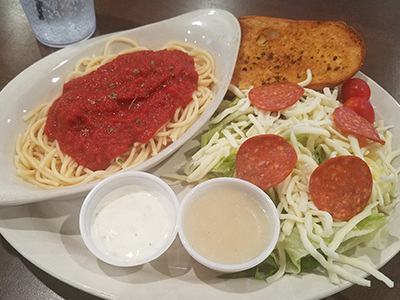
xmin=1 ymin=0 xmax=400 ymax=299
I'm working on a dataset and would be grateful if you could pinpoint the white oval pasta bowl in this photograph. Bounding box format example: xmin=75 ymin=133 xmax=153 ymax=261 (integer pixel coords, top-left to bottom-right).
xmin=0 ymin=9 xmax=241 ymax=205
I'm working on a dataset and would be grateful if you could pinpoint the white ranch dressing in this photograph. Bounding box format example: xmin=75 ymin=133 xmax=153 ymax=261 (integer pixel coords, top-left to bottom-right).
xmin=91 ymin=185 xmax=172 ymax=263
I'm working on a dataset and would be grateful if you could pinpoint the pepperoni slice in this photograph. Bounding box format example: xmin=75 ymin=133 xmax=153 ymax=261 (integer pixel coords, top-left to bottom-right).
xmin=333 ymin=106 xmax=385 ymax=145
xmin=248 ymin=82 xmax=304 ymax=111
xmin=309 ymin=155 xmax=373 ymax=220
xmin=235 ymin=134 xmax=297 ymax=190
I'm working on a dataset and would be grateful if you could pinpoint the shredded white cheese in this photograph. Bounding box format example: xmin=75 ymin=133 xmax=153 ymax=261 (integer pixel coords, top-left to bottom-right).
xmin=176 ymin=71 xmax=400 ymax=287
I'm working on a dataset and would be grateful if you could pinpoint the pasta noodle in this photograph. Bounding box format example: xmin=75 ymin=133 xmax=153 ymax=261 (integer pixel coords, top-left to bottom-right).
xmin=14 ymin=38 xmax=216 ymax=189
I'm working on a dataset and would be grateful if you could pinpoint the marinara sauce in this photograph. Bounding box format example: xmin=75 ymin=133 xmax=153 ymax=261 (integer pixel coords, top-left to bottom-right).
xmin=45 ymin=49 xmax=198 ymax=171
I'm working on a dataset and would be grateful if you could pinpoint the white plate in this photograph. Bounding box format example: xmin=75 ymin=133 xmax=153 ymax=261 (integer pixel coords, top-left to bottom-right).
xmin=0 ymin=9 xmax=241 ymax=206
xmin=0 ymin=72 xmax=399 ymax=300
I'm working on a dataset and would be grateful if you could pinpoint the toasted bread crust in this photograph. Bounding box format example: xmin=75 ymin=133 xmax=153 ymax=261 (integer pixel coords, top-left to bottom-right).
xmin=231 ymin=16 xmax=366 ymax=90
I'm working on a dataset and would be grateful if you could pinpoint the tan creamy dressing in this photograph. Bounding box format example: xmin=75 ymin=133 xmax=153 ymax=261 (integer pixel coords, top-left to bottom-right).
xmin=183 ymin=187 xmax=270 ymax=265
xmin=91 ymin=185 xmax=171 ymax=263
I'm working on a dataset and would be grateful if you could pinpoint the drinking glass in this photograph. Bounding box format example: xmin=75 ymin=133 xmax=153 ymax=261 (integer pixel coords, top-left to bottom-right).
xmin=20 ymin=0 xmax=96 ymax=48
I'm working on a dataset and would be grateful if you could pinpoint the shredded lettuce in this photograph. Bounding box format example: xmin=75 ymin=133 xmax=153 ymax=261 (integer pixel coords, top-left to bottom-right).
xmin=210 ymin=152 xmax=237 ymax=177
xmin=336 ymin=212 xmax=389 ymax=253
xmin=221 ymin=212 xmax=389 ymax=280
xmin=283 ymin=227 xmax=320 ymax=273
xmin=218 ymin=255 xmax=279 ymax=280
xmin=181 ymin=83 xmax=399 ymax=287
xmin=200 ymin=124 xmax=224 ymax=147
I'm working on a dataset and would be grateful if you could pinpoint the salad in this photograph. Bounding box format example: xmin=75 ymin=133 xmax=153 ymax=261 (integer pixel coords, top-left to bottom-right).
xmin=168 ymin=71 xmax=400 ymax=287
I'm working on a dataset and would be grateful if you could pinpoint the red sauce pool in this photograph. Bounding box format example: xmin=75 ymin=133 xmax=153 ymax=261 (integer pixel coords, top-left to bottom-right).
xmin=44 ymin=49 xmax=198 ymax=171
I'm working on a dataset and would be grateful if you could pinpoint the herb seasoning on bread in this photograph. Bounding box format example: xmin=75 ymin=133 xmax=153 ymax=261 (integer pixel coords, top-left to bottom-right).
xmin=231 ymin=16 xmax=366 ymax=90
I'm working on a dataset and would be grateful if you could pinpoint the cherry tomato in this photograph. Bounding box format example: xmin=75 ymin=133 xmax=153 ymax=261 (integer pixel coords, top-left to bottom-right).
xmin=343 ymin=97 xmax=375 ymax=123
xmin=341 ymin=78 xmax=371 ymax=103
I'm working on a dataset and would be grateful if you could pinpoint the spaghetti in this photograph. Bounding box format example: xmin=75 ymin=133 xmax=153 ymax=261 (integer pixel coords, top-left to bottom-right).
xmin=14 ymin=38 xmax=216 ymax=189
